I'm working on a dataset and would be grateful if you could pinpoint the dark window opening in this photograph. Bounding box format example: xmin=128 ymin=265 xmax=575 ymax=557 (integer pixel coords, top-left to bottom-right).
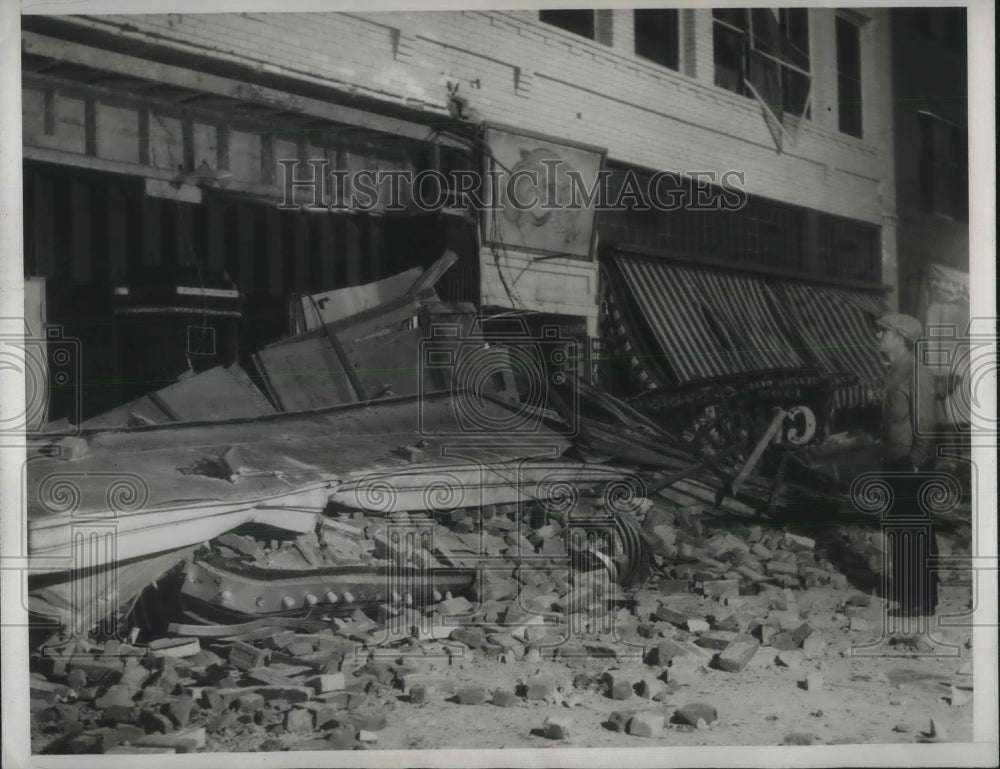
xmin=712 ymin=8 xmax=811 ymax=119
xmin=539 ymin=9 xmax=595 ymax=40
xmin=634 ymin=9 xmax=679 ymax=70
xmin=919 ymin=112 xmax=968 ymax=221
xmin=819 ymin=214 xmax=880 ymax=283
xmin=836 ymin=15 xmax=863 ymax=138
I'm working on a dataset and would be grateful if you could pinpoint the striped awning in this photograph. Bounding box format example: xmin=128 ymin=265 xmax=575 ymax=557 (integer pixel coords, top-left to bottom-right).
xmin=610 ymin=255 xmax=810 ymax=383
xmin=604 ymin=253 xmax=886 ymax=408
xmin=776 ymin=282 xmax=886 ymax=407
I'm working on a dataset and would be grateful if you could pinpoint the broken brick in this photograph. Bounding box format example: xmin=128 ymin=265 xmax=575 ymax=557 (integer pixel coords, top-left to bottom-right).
xmin=606 ymin=674 xmax=633 ymax=701
xmin=543 ymin=715 xmax=573 ymax=740
xmin=768 ymin=632 xmax=799 ymax=651
xmin=148 ymin=637 xmax=201 ymax=659
xmin=227 ymin=642 xmax=269 ymax=672
xmin=700 ymin=579 xmax=739 ymax=599
xmin=492 ymin=690 xmax=518 ymax=707
xmin=285 ymin=708 xmax=314 ymax=732
xmin=236 ymin=693 xmax=266 ymax=713
xmin=526 ymin=675 xmax=555 ymax=700
xmin=783 ymin=533 xmax=815 ymax=552
xmin=167 ymin=694 xmax=199 ymax=726
xmin=606 ymin=710 xmax=635 ymax=732
xmin=94 ymin=684 xmax=135 ymax=712
xmin=627 ymin=710 xmax=664 ymax=738
xmin=801 ymin=634 xmax=827 ymax=659
xmin=674 ymin=702 xmax=717 ymax=726
xmin=66 ymin=660 xmax=123 ymax=688
xmin=409 ymin=684 xmax=429 ymax=705
xmin=456 ymin=686 xmax=487 ymax=705
xmin=348 ymin=711 xmax=388 ymax=732
xmin=695 ymin=630 xmax=740 ymax=651
xmin=715 ymin=639 xmax=759 ymax=673
xmin=327 ymin=725 xmax=357 ymax=750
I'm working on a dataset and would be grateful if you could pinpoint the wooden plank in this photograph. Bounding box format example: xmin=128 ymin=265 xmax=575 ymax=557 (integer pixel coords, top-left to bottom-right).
xmin=146 ymin=365 xmax=277 ymax=422
xmin=298 ymin=266 xmax=422 ymax=330
xmin=294 ymin=214 xmax=310 ymax=293
xmin=369 ymin=222 xmax=383 ymax=282
xmin=71 ymin=181 xmax=92 ymax=282
xmin=237 ymin=203 xmax=255 ymax=295
xmin=192 ymin=121 xmax=217 ymax=170
xmin=254 ymin=336 xmax=357 ymax=412
xmin=96 ymin=101 xmax=140 ymax=164
xmin=228 ymin=129 xmax=260 ymax=183
xmin=318 ymin=215 xmax=335 ymax=291
xmin=107 ymin=185 xmax=128 ymax=282
xmin=182 ymin=115 xmax=196 ymax=172
xmin=261 ymin=134 xmax=276 ymax=185
xmin=344 ymin=217 xmax=361 ymax=286
xmin=143 ymin=196 xmax=161 ymax=266
xmin=53 ymin=94 xmax=87 ymax=155
xmin=21 ymin=87 xmax=46 ymax=146
xmin=32 ymin=173 xmax=55 ymax=277
xmin=266 ymin=207 xmax=284 ymax=297
xmin=217 ymin=124 xmax=230 ymax=172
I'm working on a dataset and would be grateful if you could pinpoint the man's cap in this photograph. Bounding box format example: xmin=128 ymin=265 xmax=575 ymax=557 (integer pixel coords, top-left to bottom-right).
xmin=876 ymin=313 xmax=924 ymax=343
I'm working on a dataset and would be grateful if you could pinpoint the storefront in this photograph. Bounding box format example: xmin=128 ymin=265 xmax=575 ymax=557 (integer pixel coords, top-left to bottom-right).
xmin=22 ymin=28 xmax=478 ymax=421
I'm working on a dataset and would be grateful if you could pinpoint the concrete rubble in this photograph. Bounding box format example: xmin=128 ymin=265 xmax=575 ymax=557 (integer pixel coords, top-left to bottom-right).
xmin=25 ymin=254 xmax=975 ymax=752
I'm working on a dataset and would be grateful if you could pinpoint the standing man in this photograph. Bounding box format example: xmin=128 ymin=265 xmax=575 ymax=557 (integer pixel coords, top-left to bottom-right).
xmin=875 ymin=313 xmax=939 ymax=619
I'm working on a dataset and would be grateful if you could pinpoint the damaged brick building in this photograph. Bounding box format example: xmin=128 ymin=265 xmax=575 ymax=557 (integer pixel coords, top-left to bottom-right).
xmin=13 ymin=7 xmax=982 ymax=757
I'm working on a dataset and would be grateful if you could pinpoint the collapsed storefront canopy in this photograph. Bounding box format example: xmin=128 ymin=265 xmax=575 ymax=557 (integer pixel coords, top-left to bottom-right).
xmin=602 ymin=251 xmax=886 ymax=408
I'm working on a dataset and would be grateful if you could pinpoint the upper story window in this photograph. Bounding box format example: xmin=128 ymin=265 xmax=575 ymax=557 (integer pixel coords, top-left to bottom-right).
xmin=919 ymin=112 xmax=968 ymax=221
xmin=835 ymin=14 xmax=863 ymax=138
xmin=634 ymin=9 xmax=679 ymax=70
xmin=712 ymin=9 xmax=811 ymax=120
xmin=539 ymin=9 xmax=595 ymax=40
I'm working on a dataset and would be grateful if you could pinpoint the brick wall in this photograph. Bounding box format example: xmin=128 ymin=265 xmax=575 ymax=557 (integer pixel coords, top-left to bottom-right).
xmin=47 ymin=10 xmax=898 ymax=326
xmin=59 ymin=9 xmax=894 ymax=222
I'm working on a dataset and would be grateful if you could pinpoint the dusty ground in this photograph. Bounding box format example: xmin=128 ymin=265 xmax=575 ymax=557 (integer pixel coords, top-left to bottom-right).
xmin=196 ymin=584 xmax=973 ymax=752
xmin=29 ymin=505 xmax=975 ymax=754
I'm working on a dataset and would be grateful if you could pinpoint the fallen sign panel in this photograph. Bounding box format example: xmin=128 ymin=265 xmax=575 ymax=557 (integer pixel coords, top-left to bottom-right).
xmin=26 ymin=391 xmax=572 ymax=573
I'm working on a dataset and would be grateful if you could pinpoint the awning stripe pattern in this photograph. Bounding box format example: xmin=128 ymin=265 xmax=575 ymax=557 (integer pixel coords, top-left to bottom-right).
xmin=605 ymin=253 xmax=887 ymax=408
xmin=776 ymin=282 xmax=886 ymax=407
xmin=612 ymin=255 xmax=810 ymax=383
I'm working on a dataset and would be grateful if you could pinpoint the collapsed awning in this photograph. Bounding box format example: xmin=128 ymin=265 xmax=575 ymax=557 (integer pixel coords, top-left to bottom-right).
xmin=603 ymin=252 xmax=886 ymax=408
xmin=775 ymin=282 xmax=886 ymax=408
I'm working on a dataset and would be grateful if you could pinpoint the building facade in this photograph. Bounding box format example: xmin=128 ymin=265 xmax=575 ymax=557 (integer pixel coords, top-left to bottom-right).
xmin=21 ymin=9 xmax=897 ymax=422
xmin=890 ymin=7 xmax=968 ymax=312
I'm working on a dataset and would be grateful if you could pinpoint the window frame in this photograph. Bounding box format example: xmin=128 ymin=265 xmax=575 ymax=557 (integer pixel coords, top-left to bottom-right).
xmin=711 ymin=8 xmax=812 ymax=120
xmin=538 ymin=9 xmax=596 ymax=41
xmin=633 ymin=8 xmax=680 ymax=71
xmin=918 ymin=110 xmax=969 ymax=222
xmin=835 ymin=13 xmax=864 ymax=139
